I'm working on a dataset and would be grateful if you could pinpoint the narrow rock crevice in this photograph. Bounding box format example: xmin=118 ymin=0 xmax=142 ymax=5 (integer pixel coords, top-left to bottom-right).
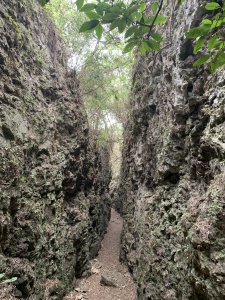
xmin=64 ymin=209 xmax=137 ymax=300
xmin=0 ymin=0 xmax=225 ymax=300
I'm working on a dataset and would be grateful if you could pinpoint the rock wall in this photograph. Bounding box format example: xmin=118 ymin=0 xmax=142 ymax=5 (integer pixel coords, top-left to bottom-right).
xmin=0 ymin=0 xmax=111 ymax=298
xmin=119 ymin=1 xmax=225 ymax=299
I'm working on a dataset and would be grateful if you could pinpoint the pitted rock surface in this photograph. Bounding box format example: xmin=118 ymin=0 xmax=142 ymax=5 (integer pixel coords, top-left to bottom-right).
xmin=0 ymin=0 xmax=111 ymax=298
xmin=117 ymin=1 xmax=225 ymax=299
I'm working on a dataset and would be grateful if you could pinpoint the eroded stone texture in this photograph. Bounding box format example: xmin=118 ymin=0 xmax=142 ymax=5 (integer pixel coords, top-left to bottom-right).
xmin=119 ymin=1 xmax=225 ymax=299
xmin=0 ymin=0 xmax=111 ymax=298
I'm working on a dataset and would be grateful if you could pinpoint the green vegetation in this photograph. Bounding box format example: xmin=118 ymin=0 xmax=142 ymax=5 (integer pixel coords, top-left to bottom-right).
xmin=46 ymin=0 xmax=132 ymax=132
xmin=186 ymin=2 xmax=225 ymax=73
xmin=38 ymin=0 xmax=49 ymax=6
xmin=45 ymin=0 xmax=225 ymax=177
xmin=77 ymin=0 xmax=225 ymax=72
xmin=77 ymin=0 xmax=167 ymax=55
xmin=46 ymin=0 xmax=132 ymax=176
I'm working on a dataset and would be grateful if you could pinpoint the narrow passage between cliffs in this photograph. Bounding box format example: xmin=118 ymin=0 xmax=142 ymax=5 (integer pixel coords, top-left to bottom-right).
xmin=64 ymin=209 xmax=137 ymax=300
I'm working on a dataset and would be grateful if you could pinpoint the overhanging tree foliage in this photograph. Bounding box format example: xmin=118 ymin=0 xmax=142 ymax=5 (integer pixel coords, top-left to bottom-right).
xmin=187 ymin=1 xmax=225 ymax=73
xmin=77 ymin=0 xmax=167 ymax=54
xmin=46 ymin=0 xmax=133 ymax=146
xmin=77 ymin=0 xmax=225 ymax=72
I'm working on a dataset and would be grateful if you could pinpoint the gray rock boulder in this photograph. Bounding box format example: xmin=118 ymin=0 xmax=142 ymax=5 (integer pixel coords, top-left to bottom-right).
xmin=100 ymin=271 xmax=123 ymax=287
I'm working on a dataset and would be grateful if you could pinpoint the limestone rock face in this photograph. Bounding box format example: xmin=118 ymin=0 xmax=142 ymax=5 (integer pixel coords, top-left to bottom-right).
xmin=0 ymin=0 xmax=111 ymax=298
xmin=119 ymin=1 xmax=225 ymax=299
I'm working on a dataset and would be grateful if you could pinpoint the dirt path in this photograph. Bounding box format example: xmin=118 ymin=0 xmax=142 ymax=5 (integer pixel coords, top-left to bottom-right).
xmin=65 ymin=209 xmax=137 ymax=300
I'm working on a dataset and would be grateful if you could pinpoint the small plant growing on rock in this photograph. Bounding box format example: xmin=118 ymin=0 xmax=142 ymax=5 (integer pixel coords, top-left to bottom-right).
xmin=186 ymin=1 xmax=225 ymax=73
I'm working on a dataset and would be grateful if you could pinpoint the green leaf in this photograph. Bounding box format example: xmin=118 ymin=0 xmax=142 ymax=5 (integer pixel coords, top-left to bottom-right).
xmin=125 ymin=26 xmax=137 ymax=38
xmin=146 ymin=39 xmax=161 ymax=51
xmin=95 ymin=6 xmax=104 ymax=16
xmin=79 ymin=20 xmax=99 ymax=32
xmin=208 ymin=35 xmax=221 ymax=50
xmin=151 ymin=32 xmax=163 ymax=42
xmin=0 ymin=274 xmax=5 ymax=279
xmin=140 ymin=39 xmax=161 ymax=54
xmin=193 ymin=54 xmax=211 ymax=67
xmin=126 ymin=5 xmax=140 ymax=16
xmin=110 ymin=19 xmax=120 ymax=30
xmin=211 ymin=19 xmax=223 ymax=29
xmin=131 ymin=11 xmax=142 ymax=22
xmin=76 ymin=0 xmax=84 ymax=10
xmin=140 ymin=41 xmax=150 ymax=54
xmin=155 ymin=15 xmax=168 ymax=25
xmin=201 ymin=19 xmax=212 ymax=25
xmin=186 ymin=25 xmax=211 ymax=39
xmin=219 ymin=43 xmax=225 ymax=50
xmin=85 ymin=11 xmax=100 ymax=19
xmin=123 ymin=41 xmax=137 ymax=53
xmin=193 ymin=36 xmax=205 ymax=54
xmin=110 ymin=5 xmax=121 ymax=14
xmin=139 ymin=3 xmax=146 ymax=12
xmin=100 ymin=2 xmax=112 ymax=9
xmin=80 ymin=3 xmax=96 ymax=12
xmin=118 ymin=19 xmax=126 ymax=33
xmin=126 ymin=27 xmax=144 ymax=42
xmin=95 ymin=24 xmax=103 ymax=39
xmin=210 ymin=52 xmax=225 ymax=73
xmin=151 ymin=2 xmax=159 ymax=14
xmin=141 ymin=26 xmax=151 ymax=34
xmin=205 ymin=2 xmax=221 ymax=10
xmin=102 ymin=12 xmax=120 ymax=21
xmin=148 ymin=15 xmax=168 ymax=25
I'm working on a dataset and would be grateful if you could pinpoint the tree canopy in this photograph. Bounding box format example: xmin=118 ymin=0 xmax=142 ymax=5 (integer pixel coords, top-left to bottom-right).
xmin=46 ymin=0 xmax=133 ymax=130
xmin=45 ymin=0 xmax=225 ymax=178
xmin=77 ymin=0 xmax=225 ymax=73
xmin=46 ymin=0 xmax=133 ymax=177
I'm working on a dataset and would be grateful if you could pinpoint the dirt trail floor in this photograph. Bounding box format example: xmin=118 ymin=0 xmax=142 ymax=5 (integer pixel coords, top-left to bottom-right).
xmin=64 ymin=209 xmax=137 ymax=300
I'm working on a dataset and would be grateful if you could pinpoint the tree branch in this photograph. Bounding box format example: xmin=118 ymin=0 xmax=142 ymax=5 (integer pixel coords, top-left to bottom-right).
xmin=147 ymin=0 xmax=164 ymax=38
